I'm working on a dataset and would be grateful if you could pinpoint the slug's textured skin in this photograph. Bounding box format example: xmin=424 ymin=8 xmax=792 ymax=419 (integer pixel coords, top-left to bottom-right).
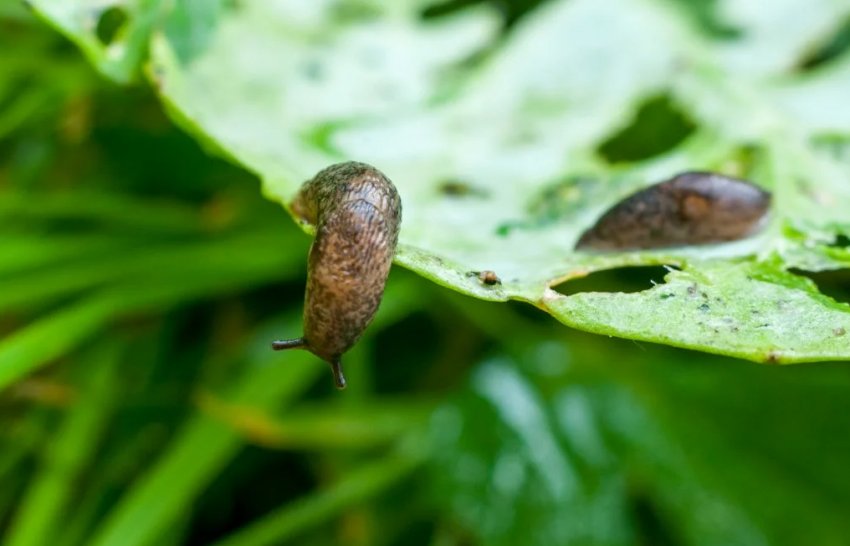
xmin=273 ymin=162 xmax=401 ymax=389
xmin=575 ymin=171 xmax=771 ymax=251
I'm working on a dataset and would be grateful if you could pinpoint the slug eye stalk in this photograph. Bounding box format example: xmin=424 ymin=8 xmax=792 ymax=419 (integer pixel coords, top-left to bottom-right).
xmin=271 ymin=338 xmax=347 ymax=389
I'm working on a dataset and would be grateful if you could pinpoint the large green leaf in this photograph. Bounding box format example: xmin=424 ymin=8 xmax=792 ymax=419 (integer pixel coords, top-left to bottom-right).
xmin=30 ymin=0 xmax=850 ymax=360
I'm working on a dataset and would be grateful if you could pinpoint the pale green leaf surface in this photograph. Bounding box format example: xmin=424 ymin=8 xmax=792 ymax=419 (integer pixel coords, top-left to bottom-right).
xmin=545 ymin=261 xmax=850 ymax=362
xmin=33 ymin=0 xmax=850 ymax=360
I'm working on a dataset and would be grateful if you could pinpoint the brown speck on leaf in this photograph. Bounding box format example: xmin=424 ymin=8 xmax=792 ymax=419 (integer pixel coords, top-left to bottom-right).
xmin=439 ymin=179 xmax=488 ymax=198
xmin=576 ymin=171 xmax=771 ymax=250
xmin=834 ymin=327 xmax=846 ymax=337
xmin=765 ymin=351 xmax=782 ymax=364
xmin=467 ymin=270 xmax=501 ymax=285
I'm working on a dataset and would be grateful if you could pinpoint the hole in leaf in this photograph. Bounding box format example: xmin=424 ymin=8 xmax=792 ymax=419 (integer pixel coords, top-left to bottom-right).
xmin=421 ymin=0 xmax=552 ymax=27
xmin=495 ymin=175 xmax=603 ymax=236
xmin=789 ymin=268 xmax=850 ymax=305
xmin=797 ymin=15 xmax=850 ymax=71
xmin=95 ymin=6 xmax=128 ymax=46
xmin=553 ymin=265 xmax=678 ymax=296
xmin=666 ymin=0 xmax=742 ymax=38
xmin=421 ymin=0 xmax=484 ymax=20
xmin=597 ymin=94 xmax=696 ymax=163
xmin=831 ymin=234 xmax=850 ymax=248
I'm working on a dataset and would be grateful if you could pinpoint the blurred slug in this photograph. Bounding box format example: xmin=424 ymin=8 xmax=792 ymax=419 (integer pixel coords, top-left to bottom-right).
xmin=575 ymin=171 xmax=771 ymax=251
xmin=273 ymin=162 xmax=402 ymax=389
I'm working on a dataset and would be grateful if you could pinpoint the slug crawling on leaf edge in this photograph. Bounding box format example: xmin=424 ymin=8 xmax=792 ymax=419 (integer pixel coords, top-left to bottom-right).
xmin=272 ymin=162 xmax=401 ymax=389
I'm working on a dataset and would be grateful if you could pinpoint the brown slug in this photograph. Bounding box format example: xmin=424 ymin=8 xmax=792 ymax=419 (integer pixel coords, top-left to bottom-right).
xmin=575 ymin=171 xmax=771 ymax=251
xmin=273 ymin=162 xmax=402 ymax=389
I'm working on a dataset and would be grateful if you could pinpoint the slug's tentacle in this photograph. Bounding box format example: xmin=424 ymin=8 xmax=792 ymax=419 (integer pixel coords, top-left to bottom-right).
xmin=273 ymin=162 xmax=401 ymax=390
xmin=330 ymin=359 xmax=346 ymax=390
xmin=271 ymin=338 xmax=306 ymax=350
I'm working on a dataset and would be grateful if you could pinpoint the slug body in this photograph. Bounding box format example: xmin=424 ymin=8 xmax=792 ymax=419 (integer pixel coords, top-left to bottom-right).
xmin=575 ymin=171 xmax=771 ymax=251
xmin=273 ymin=162 xmax=401 ymax=389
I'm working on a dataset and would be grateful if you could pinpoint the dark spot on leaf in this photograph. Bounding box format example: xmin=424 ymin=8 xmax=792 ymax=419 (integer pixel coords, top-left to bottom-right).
xmin=687 ymin=283 xmax=698 ymax=296
xmin=576 ymin=171 xmax=771 ymax=251
xmin=797 ymin=15 xmax=850 ymax=71
xmin=494 ymin=222 xmax=515 ymax=237
xmin=331 ymin=0 xmax=382 ymax=22
xmin=811 ymin=134 xmax=850 ymax=162
xmin=698 ymin=303 xmax=710 ymax=312
xmin=498 ymin=175 xmax=602 ymax=235
xmin=659 ymin=292 xmax=675 ymax=300
xmin=95 ymin=6 xmax=128 ymax=46
xmin=789 ymin=268 xmax=850 ymax=305
xmin=553 ymin=265 xmax=677 ymax=296
xmin=439 ymin=179 xmax=488 ymax=198
xmin=529 ymin=175 xmax=599 ymax=221
xmin=597 ymin=94 xmax=696 ymax=163
xmin=301 ymin=59 xmax=324 ymax=81
xmin=834 ymin=327 xmax=846 ymax=337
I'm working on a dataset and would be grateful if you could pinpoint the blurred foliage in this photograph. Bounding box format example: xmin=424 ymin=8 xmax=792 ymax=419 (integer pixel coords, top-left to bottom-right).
xmin=2 ymin=1 xmax=850 ymax=546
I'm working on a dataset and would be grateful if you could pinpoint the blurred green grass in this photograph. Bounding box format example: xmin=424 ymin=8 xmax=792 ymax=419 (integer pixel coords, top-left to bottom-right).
xmin=3 ymin=2 xmax=850 ymax=546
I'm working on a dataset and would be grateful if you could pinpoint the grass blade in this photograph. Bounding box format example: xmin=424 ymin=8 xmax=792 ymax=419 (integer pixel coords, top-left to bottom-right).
xmin=4 ymin=342 xmax=121 ymax=546
xmin=211 ymin=450 xmax=422 ymax=546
